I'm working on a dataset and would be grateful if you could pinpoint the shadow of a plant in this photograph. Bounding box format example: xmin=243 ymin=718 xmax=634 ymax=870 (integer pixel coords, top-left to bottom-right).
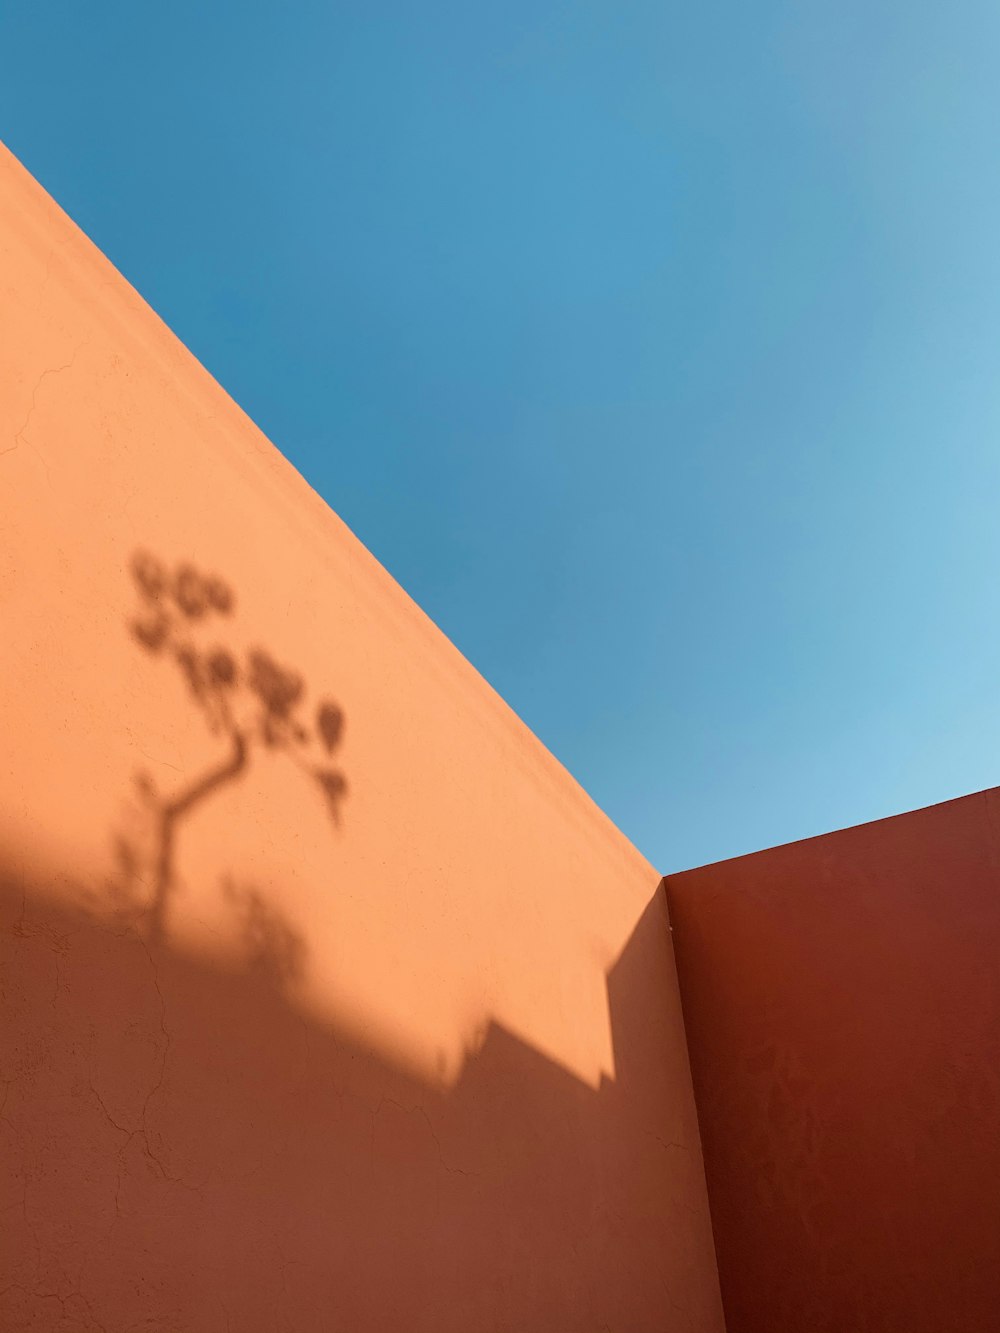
xmin=223 ymin=878 xmax=307 ymax=986
xmin=119 ymin=550 xmax=348 ymax=944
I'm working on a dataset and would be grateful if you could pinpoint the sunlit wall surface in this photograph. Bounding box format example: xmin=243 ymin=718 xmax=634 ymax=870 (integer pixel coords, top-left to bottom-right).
xmin=0 ymin=143 xmax=723 ymax=1332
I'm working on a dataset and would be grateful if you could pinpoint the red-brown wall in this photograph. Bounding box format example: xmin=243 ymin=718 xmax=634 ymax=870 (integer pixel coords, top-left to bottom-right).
xmin=0 ymin=143 xmax=723 ymax=1331
xmin=667 ymin=789 xmax=1000 ymax=1333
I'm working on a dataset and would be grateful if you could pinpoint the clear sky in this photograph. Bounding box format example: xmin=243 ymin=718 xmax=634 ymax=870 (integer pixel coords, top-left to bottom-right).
xmin=4 ymin=1 xmax=1000 ymax=872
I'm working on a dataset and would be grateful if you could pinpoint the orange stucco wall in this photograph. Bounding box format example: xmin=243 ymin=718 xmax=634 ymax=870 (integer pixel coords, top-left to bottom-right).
xmin=667 ymin=790 xmax=1000 ymax=1333
xmin=0 ymin=143 xmax=724 ymax=1330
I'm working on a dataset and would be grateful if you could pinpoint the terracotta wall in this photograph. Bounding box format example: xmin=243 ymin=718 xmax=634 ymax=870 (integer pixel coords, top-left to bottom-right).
xmin=0 ymin=143 xmax=723 ymax=1331
xmin=667 ymin=790 xmax=1000 ymax=1333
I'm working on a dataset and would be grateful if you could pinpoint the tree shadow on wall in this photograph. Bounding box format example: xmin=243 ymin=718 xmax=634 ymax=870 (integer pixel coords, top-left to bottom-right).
xmin=0 ymin=555 xmax=720 ymax=1331
xmin=114 ymin=551 xmax=348 ymax=944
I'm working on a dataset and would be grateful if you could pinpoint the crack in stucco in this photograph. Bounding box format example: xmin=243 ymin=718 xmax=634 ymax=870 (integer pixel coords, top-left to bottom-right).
xmin=135 ymin=930 xmax=172 ymax=1127
xmin=370 ymin=1096 xmax=481 ymax=1179
xmin=2 ymin=342 xmax=88 ymax=483
xmin=0 ymin=1281 xmax=108 ymax=1332
xmin=88 ymin=1083 xmax=133 ymax=1139
xmin=85 ymin=931 xmax=205 ymax=1211
xmin=644 ymin=1130 xmax=689 ymax=1152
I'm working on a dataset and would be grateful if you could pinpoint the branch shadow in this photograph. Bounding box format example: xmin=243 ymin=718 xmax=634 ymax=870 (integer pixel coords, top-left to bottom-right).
xmin=117 ymin=550 xmax=348 ymax=945
xmin=0 ymin=552 xmax=718 ymax=1331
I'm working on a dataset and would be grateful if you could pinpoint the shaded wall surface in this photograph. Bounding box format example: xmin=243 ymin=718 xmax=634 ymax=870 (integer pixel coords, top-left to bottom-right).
xmin=2 ymin=865 xmax=713 ymax=1333
xmin=0 ymin=143 xmax=723 ymax=1331
xmin=667 ymin=789 xmax=1000 ymax=1333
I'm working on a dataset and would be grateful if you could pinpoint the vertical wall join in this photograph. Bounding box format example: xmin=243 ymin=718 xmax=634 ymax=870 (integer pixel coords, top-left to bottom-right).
xmin=668 ymin=789 xmax=1000 ymax=1333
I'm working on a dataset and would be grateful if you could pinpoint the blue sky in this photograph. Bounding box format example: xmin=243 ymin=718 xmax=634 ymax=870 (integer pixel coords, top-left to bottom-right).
xmin=4 ymin=1 xmax=1000 ymax=871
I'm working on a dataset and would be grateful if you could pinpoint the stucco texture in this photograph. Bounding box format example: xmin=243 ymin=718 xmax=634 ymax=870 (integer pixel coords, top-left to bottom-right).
xmin=0 ymin=142 xmax=723 ymax=1331
xmin=667 ymin=789 xmax=1000 ymax=1333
